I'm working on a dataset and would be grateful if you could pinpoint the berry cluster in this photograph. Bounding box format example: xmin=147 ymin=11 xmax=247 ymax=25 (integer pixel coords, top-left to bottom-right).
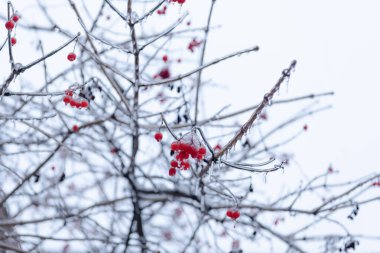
xmin=5 ymin=17 xmax=16 ymax=30
xmin=63 ymin=89 xmax=89 ymax=109
xmin=226 ymin=209 xmax=240 ymax=220
xmin=5 ymin=14 xmax=20 ymax=46
xmin=188 ymin=38 xmax=202 ymax=52
xmin=168 ymin=133 xmax=207 ymax=176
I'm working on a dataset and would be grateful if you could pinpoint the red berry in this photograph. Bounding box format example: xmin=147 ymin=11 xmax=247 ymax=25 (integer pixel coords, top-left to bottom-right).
xmin=182 ymin=161 xmax=190 ymax=170
xmin=198 ymin=147 xmax=206 ymax=155
xmin=171 ymin=142 xmax=179 ymax=151
xmin=70 ymin=99 xmax=76 ymax=107
xmin=182 ymin=152 xmax=189 ymax=159
xmin=12 ymin=15 xmax=19 ymax=23
xmin=372 ymin=182 xmax=380 ymax=186
xmin=162 ymin=55 xmax=168 ymax=62
xmin=63 ymin=96 xmax=71 ymax=104
xmin=67 ymin=52 xmax=77 ymax=62
xmin=233 ymin=211 xmax=240 ymax=219
xmin=177 ymin=0 xmax=186 ymax=3
xmin=178 ymin=142 xmax=186 ymax=151
xmin=154 ymin=132 xmax=163 ymax=142
xmin=169 ymin=168 xmax=176 ymax=176
xmin=182 ymin=144 xmax=189 ymax=153
xmin=81 ymin=100 xmax=89 ymax=108
xmin=10 ymin=37 xmax=16 ymax=46
xmin=190 ymin=151 xmax=197 ymax=159
xmin=5 ymin=20 xmax=14 ymax=30
xmin=303 ymin=124 xmax=308 ymax=131
xmin=158 ymin=68 xmax=170 ymax=79
xmin=170 ymin=160 xmax=178 ymax=168
xmin=186 ymin=21 xmax=191 ymax=26
xmin=72 ymin=125 xmax=79 ymax=132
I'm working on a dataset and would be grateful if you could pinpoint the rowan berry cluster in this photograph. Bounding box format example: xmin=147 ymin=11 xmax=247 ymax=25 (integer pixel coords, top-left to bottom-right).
xmin=5 ymin=14 xmax=18 ymax=30
xmin=167 ymin=134 xmax=207 ymax=176
xmin=5 ymin=14 xmax=20 ymax=46
xmin=63 ymin=89 xmax=89 ymax=109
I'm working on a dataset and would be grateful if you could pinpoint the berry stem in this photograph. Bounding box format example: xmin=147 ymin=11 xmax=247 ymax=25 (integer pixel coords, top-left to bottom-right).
xmin=194 ymin=0 xmax=216 ymax=126
xmin=21 ymin=32 xmax=81 ymax=73
xmin=161 ymin=113 xmax=179 ymax=140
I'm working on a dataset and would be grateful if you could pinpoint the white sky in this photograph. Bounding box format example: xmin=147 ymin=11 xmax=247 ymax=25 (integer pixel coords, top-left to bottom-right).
xmin=201 ymin=1 xmax=380 ymax=251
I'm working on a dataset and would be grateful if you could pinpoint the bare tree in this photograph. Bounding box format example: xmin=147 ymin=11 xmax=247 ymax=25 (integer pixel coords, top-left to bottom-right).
xmin=0 ymin=1 xmax=378 ymax=252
